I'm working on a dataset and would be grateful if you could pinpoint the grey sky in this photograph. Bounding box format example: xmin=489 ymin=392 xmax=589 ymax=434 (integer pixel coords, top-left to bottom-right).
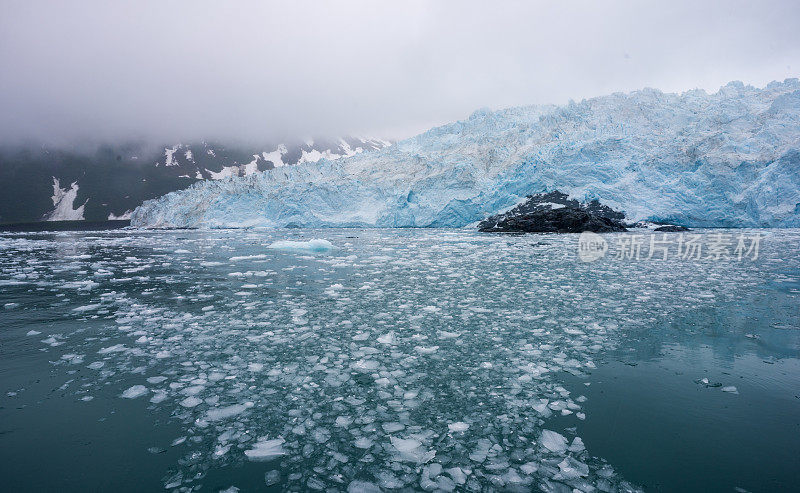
xmin=1 ymin=0 xmax=798 ymax=146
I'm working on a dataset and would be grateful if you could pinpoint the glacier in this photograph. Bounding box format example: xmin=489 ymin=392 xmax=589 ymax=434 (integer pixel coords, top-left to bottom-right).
xmin=131 ymin=80 xmax=800 ymax=228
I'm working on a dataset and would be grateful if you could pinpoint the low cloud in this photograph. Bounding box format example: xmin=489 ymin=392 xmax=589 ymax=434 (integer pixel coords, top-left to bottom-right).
xmin=1 ymin=0 xmax=798 ymax=146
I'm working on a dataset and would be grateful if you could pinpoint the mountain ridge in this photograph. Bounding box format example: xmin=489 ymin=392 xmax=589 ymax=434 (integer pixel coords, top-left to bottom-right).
xmin=0 ymin=137 xmax=391 ymax=223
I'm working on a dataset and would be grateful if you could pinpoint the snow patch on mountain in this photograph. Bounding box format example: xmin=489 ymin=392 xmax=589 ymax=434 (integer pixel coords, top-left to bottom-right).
xmin=158 ymin=138 xmax=389 ymax=180
xmin=262 ymin=144 xmax=288 ymax=168
xmin=45 ymin=178 xmax=87 ymax=221
xmin=132 ymin=80 xmax=800 ymax=229
xmin=207 ymin=166 xmax=239 ymax=180
xmin=163 ymin=146 xmax=180 ymax=167
xmin=108 ymin=209 xmax=133 ymax=220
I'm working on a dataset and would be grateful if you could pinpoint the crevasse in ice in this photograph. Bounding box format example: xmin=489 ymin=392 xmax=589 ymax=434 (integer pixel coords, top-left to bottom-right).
xmin=132 ymin=80 xmax=800 ymax=228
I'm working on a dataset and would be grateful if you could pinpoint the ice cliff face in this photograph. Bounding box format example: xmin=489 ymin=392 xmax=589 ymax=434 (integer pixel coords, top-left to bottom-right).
xmin=132 ymin=80 xmax=800 ymax=228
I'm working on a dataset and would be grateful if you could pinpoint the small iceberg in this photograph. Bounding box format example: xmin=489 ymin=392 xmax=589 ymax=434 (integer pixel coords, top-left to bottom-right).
xmin=540 ymin=429 xmax=568 ymax=454
xmin=121 ymin=385 xmax=148 ymax=399
xmin=244 ymin=437 xmax=286 ymax=461
xmin=448 ymin=421 xmax=470 ymax=432
xmin=267 ymin=239 xmax=334 ymax=253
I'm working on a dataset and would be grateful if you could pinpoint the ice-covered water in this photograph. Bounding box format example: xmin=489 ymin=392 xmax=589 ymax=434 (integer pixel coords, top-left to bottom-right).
xmin=1 ymin=228 xmax=798 ymax=492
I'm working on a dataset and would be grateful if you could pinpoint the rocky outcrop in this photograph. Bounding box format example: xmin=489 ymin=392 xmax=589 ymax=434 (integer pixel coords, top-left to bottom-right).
xmin=653 ymin=225 xmax=690 ymax=232
xmin=477 ymin=191 xmax=628 ymax=233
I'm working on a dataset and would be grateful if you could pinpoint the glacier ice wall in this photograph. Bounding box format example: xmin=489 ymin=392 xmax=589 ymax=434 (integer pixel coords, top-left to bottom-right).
xmin=132 ymin=80 xmax=800 ymax=228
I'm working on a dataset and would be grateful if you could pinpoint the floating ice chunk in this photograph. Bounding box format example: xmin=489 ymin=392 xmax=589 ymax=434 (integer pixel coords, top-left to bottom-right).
xmin=218 ymin=486 xmax=239 ymax=493
xmin=382 ymin=422 xmax=405 ymax=433
xmin=557 ymin=456 xmax=589 ymax=479
xmin=354 ymin=437 xmax=374 ymax=449
xmin=5 ymin=302 xmax=20 ymax=309
xmin=436 ymin=475 xmax=456 ymax=491
xmin=264 ymin=470 xmax=280 ymax=486
xmin=312 ymin=427 xmax=331 ymax=443
xmin=182 ymin=385 xmax=205 ymax=395
xmin=72 ymin=304 xmax=101 ymax=312
xmin=469 ymin=438 xmax=492 ymax=462
xmin=448 ymin=422 xmax=469 ymax=432
xmin=214 ymin=444 xmax=231 ymax=457
xmin=229 ymin=254 xmax=268 ymax=261
xmin=267 ymin=239 xmax=334 ymax=253
xmin=438 ymin=330 xmax=460 ymax=339
xmin=200 ymin=261 xmax=224 ymax=267
xmin=60 ymin=280 xmax=98 ymax=290
xmin=391 ymin=437 xmax=421 ymax=452
xmin=150 ymin=392 xmax=168 ymax=404
xmin=244 ymin=437 xmax=286 ymax=461
xmin=146 ymin=376 xmax=167 ymax=384
xmin=179 ymin=396 xmax=203 ymax=408
xmin=540 ymin=429 xmax=568 ymax=454
xmin=446 ymin=467 xmax=466 ymax=485
xmin=42 ymin=337 xmax=62 ymax=347
xmin=98 ymin=344 xmax=126 ymax=354
xmin=335 ymin=416 xmax=353 ymax=427
xmin=206 ymin=403 xmax=251 ymax=421
xmin=568 ymin=437 xmax=585 ymax=452
xmin=87 ymin=361 xmax=105 ymax=370
xmin=347 ymin=480 xmax=382 ymax=493
xmin=415 ymin=346 xmax=439 ymax=354
xmin=352 ymin=359 xmax=379 ymax=371
xmin=121 ymin=385 xmax=148 ymax=399
xmin=61 ymin=353 xmax=83 ymax=365
xmin=390 ymin=436 xmax=435 ymax=463
xmin=377 ymin=331 xmax=398 ymax=345
xmin=264 ymin=469 xmax=281 ymax=486
xmin=26 ymin=330 xmax=41 ymax=336
xmin=722 ymin=386 xmax=739 ymax=394
xmin=424 ymin=462 xmax=443 ymax=479
xmin=375 ymin=470 xmax=404 ymax=489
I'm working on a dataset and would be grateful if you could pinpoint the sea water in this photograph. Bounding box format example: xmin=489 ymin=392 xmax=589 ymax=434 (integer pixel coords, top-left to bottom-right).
xmin=0 ymin=228 xmax=797 ymax=492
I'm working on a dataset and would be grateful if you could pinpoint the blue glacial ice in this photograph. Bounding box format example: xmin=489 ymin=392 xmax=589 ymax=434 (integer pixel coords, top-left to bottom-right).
xmin=131 ymin=80 xmax=800 ymax=228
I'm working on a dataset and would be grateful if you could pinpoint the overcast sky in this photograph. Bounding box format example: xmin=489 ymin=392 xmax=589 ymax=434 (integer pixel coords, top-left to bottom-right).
xmin=1 ymin=0 xmax=798 ymax=146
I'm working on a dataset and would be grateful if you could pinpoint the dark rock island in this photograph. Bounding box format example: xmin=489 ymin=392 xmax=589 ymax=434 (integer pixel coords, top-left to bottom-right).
xmin=478 ymin=191 xmax=628 ymax=233
xmin=653 ymin=225 xmax=690 ymax=232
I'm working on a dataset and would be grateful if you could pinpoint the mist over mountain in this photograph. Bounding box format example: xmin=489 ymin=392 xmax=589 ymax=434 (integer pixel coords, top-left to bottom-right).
xmin=0 ymin=137 xmax=390 ymax=223
xmin=2 ymin=1 xmax=799 ymax=147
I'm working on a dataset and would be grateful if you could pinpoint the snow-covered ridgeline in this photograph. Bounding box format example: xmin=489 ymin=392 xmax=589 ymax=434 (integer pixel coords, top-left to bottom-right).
xmin=132 ymin=80 xmax=800 ymax=228
xmin=158 ymin=137 xmax=390 ymax=180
